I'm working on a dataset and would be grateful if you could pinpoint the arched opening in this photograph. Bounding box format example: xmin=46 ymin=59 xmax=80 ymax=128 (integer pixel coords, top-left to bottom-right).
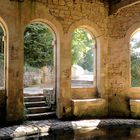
xmin=0 ymin=19 xmax=8 ymax=123
xmin=0 ymin=24 xmax=5 ymax=88
xmin=23 ymin=22 xmax=56 ymax=119
xmin=71 ymin=28 xmax=96 ymax=87
xmin=130 ymin=28 xmax=140 ymax=87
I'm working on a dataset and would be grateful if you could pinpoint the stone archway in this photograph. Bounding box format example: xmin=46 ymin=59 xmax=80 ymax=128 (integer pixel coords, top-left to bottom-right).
xmin=125 ymin=22 xmax=140 ymax=90
xmin=0 ymin=17 xmax=8 ymax=90
xmin=56 ymin=19 xmax=108 ymax=118
xmin=0 ymin=17 xmax=8 ymax=123
xmin=23 ymin=22 xmax=56 ymax=93
xmin=71 ymin=27 xmax=97 ymax=88
xmin=67 ymin=19 xmax=104 ymax=96
xmin=24 ymin=19 xmax=60 ymax=119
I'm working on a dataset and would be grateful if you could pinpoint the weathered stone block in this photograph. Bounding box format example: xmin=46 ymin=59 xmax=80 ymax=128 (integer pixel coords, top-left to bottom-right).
xmin=130 ymin=99 xmax=140 ymax=118
xmin=72 ymin=99 xmax=107 ymax=118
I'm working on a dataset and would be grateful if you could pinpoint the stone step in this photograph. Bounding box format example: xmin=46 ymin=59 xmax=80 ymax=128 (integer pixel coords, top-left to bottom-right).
xmin=71 ymin=80 xmax=93 ymax=85
xmin=25 ymin=101 xmax=46 ymax=108
xmin=26 ymin=112 xmax=56 ymax=120
xmin=24 ymin=96 xmax=46 ymax=102
xmin=24 ymin=93 xmax=43 ymax=97
xmin=26 ymin=106 xmax=50 ymax=114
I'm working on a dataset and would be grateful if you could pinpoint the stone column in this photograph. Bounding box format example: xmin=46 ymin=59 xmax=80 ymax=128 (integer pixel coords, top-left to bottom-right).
xmin=58 ymin=35 xmax=72 ymax=118
xmin=6 ymin=2 xmax=24 ymax=122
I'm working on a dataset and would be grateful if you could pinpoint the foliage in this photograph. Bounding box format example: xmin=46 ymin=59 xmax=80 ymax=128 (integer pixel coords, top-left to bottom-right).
xmin=131 ymin=39 xmax=140 ymax=87
xmin=24 ymin=63 xmax=39 ymax=72
xmin=79 ymin=49 xmax=95 ymax=72
xmin=0 ymin=26 xmax=4 ymax=64
xmin=0 ymin=53 xmax=4 ymax=64
xmin=0 ymin=26 xmax=4 ymax=36
xmin=24 ymin=23 xmax=54 ymax=68
xmin=72 ymin=28 xmax=95 ymax=71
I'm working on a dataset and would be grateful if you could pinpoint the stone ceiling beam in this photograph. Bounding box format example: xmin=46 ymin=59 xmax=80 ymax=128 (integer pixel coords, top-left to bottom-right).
xmin=109 ymin=0 xmax=140 ymax=14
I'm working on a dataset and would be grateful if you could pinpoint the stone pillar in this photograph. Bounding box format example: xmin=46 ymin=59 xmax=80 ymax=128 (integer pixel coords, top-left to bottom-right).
xmin=6 ymin=3 xmax=24 ymax=122
xmin=58 ymin=35 xmax=72 ymax=118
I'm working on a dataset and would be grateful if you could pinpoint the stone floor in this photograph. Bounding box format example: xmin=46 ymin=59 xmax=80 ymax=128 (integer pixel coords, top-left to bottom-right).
xmin=1 ymin=119 xmax=140 ymax=139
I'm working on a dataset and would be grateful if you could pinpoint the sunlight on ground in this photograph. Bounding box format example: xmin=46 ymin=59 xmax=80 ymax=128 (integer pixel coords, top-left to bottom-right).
xmin=11 ymin=125 xmax=50 ymax=138
xmin=72 ymin=120 xmax=101 ymax=130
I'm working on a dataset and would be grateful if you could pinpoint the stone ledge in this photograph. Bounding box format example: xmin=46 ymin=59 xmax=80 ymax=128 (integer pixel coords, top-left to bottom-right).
xmin=72 ymin=99 xmax=103 ymax=102
xmin=130 ymin=99 xmax=140 ymax=105
xmin=1 ymin=119 xmax=140 ymax=139
xmin=130 ymin=99 xmax=140 ymax=118
xmin=72 ymin=98 xmax=107 ymax=118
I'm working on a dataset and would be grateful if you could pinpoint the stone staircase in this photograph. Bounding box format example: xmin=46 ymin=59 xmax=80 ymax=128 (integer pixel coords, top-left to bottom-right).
xmin=24 ymin=94 xmax=56 ymax=120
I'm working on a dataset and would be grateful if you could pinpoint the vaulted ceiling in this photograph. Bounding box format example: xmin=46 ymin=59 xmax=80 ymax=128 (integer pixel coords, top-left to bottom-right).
xmin=9 ymin=0 xmax=140 ymax=14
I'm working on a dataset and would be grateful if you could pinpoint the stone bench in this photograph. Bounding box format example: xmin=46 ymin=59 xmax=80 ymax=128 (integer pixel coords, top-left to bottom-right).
xmin=72 ymin=98 xmax=107 ymax=118
xmin=130 ymin=99 xmax=140 ymax=118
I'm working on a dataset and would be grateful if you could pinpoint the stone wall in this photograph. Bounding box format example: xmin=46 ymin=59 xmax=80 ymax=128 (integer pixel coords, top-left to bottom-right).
xmin=21 ymin=0 xmax=108 ymax=118
xmin=0 ymin=0 xmax=108 ymax=121
xmin=108 ymin=2 xmax=140 ymax=117
xmin=33 ymin=0 xmax=108 ymax=33
xmin=1 ymin=0 xmax=140 ymax=122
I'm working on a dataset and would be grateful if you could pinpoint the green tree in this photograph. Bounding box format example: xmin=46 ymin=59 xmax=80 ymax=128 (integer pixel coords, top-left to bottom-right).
xmin=131 ymin=39 xmax=140 ymax=87
xmin=0 ymin=26 xmax=4 ymax=64
xmin=24 ymin=23 xmax=54 ymax=68
xmin=72 ymin=28 xmax=95 ymax=71
xmin=79 ymin=49 xmax=94 ymax=72
xmin=0 ymin=26 xmax=4 ymax=87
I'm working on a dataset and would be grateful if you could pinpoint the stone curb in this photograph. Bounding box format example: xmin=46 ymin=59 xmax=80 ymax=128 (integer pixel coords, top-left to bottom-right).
xmin=0 ymin=119 xmax=140 ymax=139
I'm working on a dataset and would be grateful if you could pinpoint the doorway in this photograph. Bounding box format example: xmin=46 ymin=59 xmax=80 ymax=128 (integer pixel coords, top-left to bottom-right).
xmin=23 ymin=22 xmax=56 ymax=119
